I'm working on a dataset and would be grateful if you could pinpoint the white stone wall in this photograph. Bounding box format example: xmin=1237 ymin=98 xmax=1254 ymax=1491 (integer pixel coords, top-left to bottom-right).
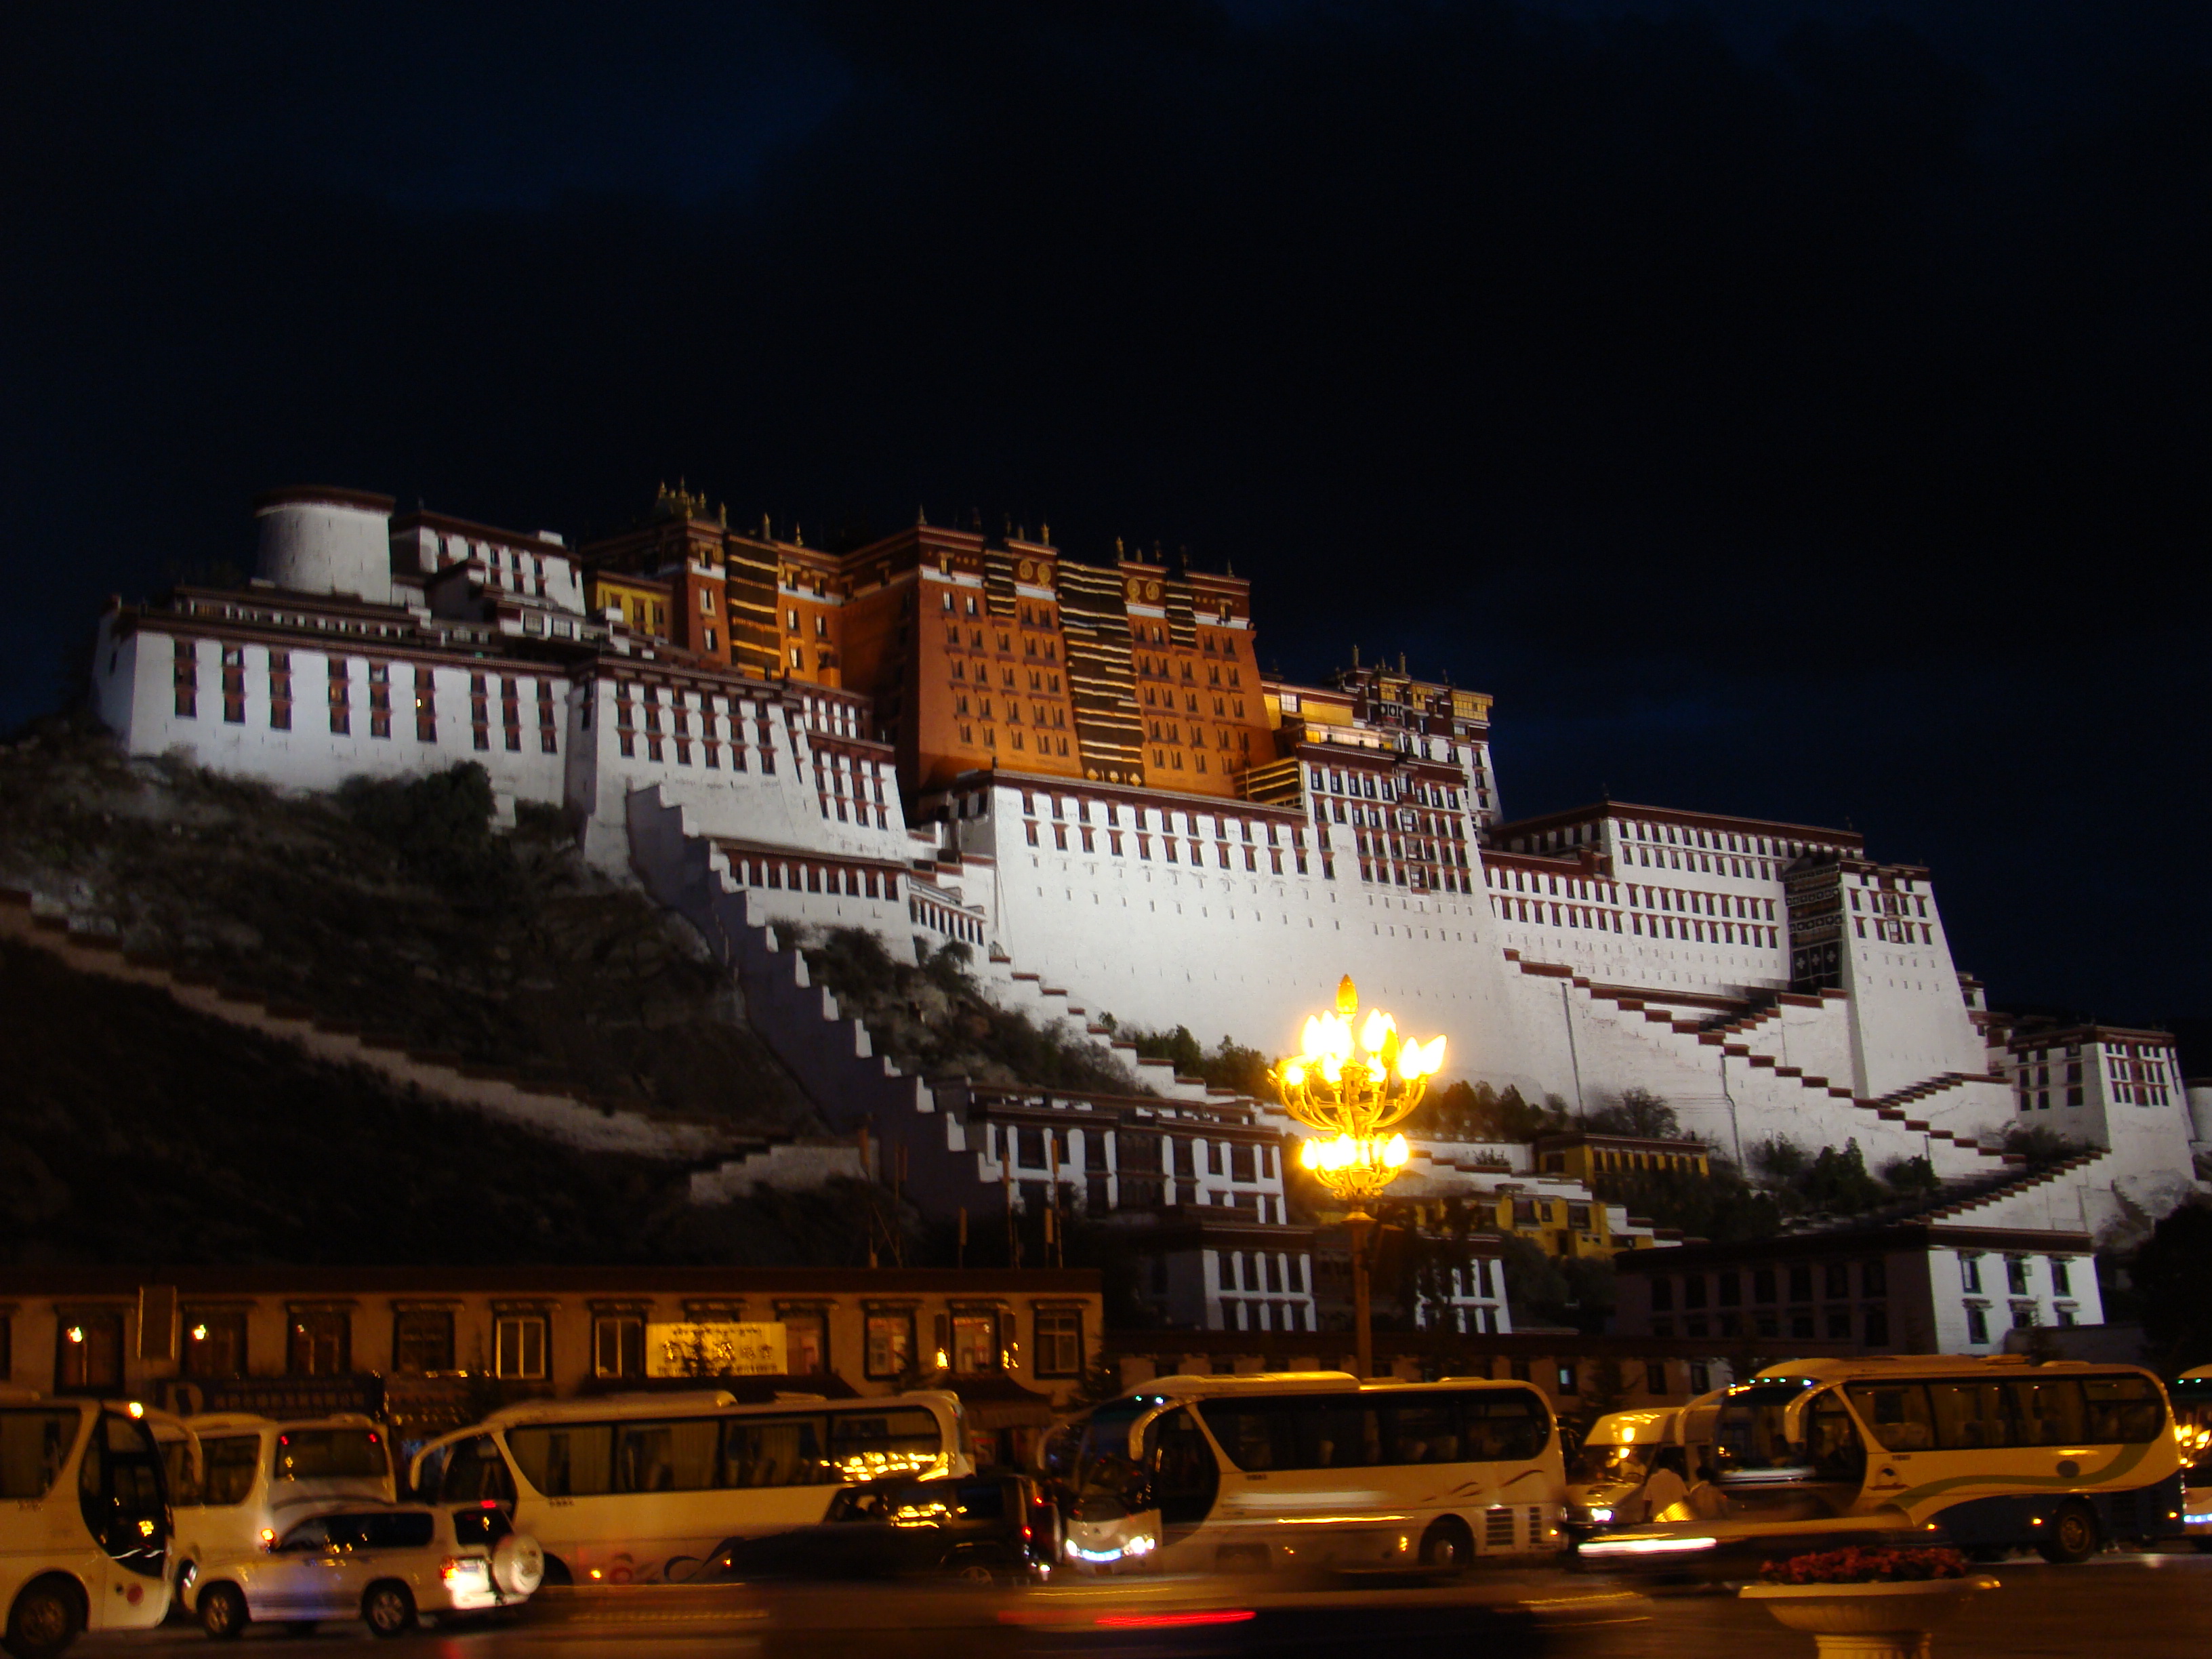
xmin=94 ymin=619 xmax=567 ymax=806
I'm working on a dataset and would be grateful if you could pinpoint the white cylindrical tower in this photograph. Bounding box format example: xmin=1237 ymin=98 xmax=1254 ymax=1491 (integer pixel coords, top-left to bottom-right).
xmin=253 ymin=486 xmax=396 ymax=603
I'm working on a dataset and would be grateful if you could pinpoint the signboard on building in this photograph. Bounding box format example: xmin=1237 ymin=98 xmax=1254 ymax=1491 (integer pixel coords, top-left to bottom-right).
xmin=646 ymin=1322 xmax=788 ymax=1378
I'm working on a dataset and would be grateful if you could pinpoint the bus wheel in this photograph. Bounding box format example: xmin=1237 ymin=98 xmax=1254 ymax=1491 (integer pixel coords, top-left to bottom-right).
xmin=198 ymin=1583 xmax=249 ymax=1642
xmin=1420 ymin=1517 xmax=1475 ymax=1573
xmin=5 ymin=1577 xmax=83 ymax=1659
xmin=2037 ymin=1502 xmax=2100 ymax=1565
xmin=539 ymin=1554 xmax=574 ymax=1588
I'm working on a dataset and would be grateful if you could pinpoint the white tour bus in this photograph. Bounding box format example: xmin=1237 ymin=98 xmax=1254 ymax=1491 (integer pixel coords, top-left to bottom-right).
xmin=153 ymin=1413 xmax=396 ymax=1606
xmin=1 ymin=1390 xmax=178 ymax=1659
xmin=408 ymin=1389 xmax=968 ymax=1586
xmin=1060 ymin=1372 xmax=1566 ymax=1573
xmin=1581 ymin=1355 xmax=2186 ymax=1568
xmin=1564 ymin=1388 xmax=1728 ymax=1536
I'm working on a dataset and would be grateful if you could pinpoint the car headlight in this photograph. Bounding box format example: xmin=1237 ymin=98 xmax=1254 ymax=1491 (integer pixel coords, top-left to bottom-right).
xmin=1588 ymin=1508 xmax=1613 ymax=1524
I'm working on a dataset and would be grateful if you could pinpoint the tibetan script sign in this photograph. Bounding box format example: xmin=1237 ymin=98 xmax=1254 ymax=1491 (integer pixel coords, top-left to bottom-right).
xmin=645 ymin=1321 xmax=788 ymax=1378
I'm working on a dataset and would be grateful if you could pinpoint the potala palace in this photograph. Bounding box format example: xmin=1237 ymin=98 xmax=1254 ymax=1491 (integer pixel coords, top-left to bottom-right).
xmin=87 ymin=484 xmax=2209 ymax=1341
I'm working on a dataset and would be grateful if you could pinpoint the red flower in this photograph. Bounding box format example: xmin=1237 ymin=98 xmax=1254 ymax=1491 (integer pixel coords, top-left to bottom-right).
xmin=1758 ymin=1547 xmax=1968 ymax=1584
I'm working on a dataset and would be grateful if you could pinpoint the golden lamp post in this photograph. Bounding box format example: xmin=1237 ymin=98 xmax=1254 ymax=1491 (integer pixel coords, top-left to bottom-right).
xmin=1271 ymin=975 xmax=1445 ymax=1380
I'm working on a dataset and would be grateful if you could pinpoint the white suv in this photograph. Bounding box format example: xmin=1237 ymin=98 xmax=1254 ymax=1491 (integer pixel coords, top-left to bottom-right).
xmin=188 ymin=1502 xmax=542 ymax=1639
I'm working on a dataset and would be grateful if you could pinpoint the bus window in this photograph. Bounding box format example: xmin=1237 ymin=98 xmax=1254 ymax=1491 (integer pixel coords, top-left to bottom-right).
xmin=613 ymin=1419 xmax=720 ymax=1493
xmin=440 ymin=1435 xmax=520 ymax=1504
xmin=1846 ymin=1384 xmax=1936 ymax=1452
xmin=1144 ymin=1409 xmax=1218 ymax=1526
xmin=2081 ymin=1376 xmax=2165 ymax=1443
xmin=277 ymin=1428 xmax=388 ymax=1482
xmin=1459 ymin=1392 xmax=1551 ymax=1462
xmin=0 ymin=1409 xmax=77 ymax=1500
xmin=1927 ymin=1382 xmax=2016 ymax=1450
xmin=1713 ymin=1383 xmax=1810 ymax=1477
xmin=2009 ymin=1379 xmax=2088 ymax=1447
xmin=1804 ymin=1392 xmax=1866 ymax=1484
xmin=722 ymin=1414 xmax=833 ymax=1488
xmin=198 ymin=1435 xmax=261 ymax=1505
xmin=507 ymin=1426 xmax=612 ymax=1498
xmin=1387 ymin=1401 xmax=1464 ymax=1465
xmin=828 ymin=1408 xmax=942 ymax=1479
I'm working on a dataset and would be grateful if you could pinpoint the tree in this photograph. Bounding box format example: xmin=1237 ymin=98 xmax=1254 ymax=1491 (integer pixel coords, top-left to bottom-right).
xmin=1877 ymin=1153 xmax=1940 ymax=1195
xmin=2132 ymin=1201 xmax=2212 ymax=1370
xmin=1584 ymin=1086 xmax=1681 ymax=1140
xmin=1119 ymin=1025 xmax=1271 ymax=1096
xmin=1799 ymin=1141 xmax=1887 ymax=1214
xmin=1413 ymin=1080 xmax=1565 ymax=1143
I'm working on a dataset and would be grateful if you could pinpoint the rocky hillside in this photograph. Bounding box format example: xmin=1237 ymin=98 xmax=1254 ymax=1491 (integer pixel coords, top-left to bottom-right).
xmin=0 ymin=934 xmax=886 ymax=1266
xmin=0 ymin=716 xmax=811 ymax=1133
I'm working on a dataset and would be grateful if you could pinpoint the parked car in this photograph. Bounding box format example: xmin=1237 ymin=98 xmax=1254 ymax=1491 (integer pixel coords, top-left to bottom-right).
xmin=692 ymin=1473 xmax=1055 ymax=1586
xmin=186 ymin=1501 xmax=543 ymax=1639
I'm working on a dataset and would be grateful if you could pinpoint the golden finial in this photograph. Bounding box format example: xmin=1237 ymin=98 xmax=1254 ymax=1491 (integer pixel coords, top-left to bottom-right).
xmin=1336 ymin=975 xmax=1358 ymax=1017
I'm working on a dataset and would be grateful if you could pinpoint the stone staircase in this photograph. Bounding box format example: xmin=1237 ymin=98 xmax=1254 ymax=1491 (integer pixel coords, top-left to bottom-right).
xmin=1507 ymin=951 xmax=2019 ymax=1180
xmin=625 ymin=790 xmax=1229 ymax=1202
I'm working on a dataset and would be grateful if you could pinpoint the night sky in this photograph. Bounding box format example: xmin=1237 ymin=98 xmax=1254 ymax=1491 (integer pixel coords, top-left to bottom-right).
xmin=5 ymin=2 xmax=2207 ymax=1046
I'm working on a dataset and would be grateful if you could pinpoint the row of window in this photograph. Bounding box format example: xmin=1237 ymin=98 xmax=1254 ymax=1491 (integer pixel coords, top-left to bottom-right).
xmin=996 ymin=1125 xmax=1277 ymax=1185
xmin=1650 ymin=1260 xmax=1887 ymax=1311
xmin=1653 ymin=1306 xmax=1893 ymax=1345
xmin=1306 ymin=764 xmax=1465 ymax=813
xmin=956 ymin=723 xmax=1073 ymax=759
xmin=731 ymin=857 xmax=899 ymax=903
xmin=1026 ymin=817 xmax=1318 ymax=878
xmin=25 ymin=1303 xmax=1088 ymax=1394
xmin=173 ymin=642 xmax=516 ymax=753
xmin=1216 ymin=1250 xmax=1308 ymax=1294
xmin=1957 ymin=1252 xmax=2074 ymax=1297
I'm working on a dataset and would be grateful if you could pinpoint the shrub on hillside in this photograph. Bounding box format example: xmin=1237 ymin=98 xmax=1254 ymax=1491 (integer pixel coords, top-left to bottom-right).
xmin=800 ymin=926 xmax=1143 ymax=1094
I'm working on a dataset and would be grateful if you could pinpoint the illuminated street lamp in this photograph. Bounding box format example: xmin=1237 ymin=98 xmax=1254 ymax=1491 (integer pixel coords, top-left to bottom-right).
xmin=1271 ymin=975 xmax=1444 ymax=1379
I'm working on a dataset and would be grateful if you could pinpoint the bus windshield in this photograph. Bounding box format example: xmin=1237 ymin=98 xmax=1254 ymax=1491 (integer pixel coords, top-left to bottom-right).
xmin=1569 ymin=1442 xmax=1655 ymax=1486
xmin=0 ymin=1408 xmax=81 ymax=1501
xmin=2169 ymin=1379 xmax=2212 ymax=1477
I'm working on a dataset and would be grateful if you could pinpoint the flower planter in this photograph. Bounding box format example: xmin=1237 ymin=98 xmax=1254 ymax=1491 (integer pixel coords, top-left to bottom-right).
xmin=1740 ymin=1576 xmax=2000 ymax=1659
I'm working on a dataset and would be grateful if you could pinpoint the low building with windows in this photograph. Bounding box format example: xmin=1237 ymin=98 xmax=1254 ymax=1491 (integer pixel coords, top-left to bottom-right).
xmin=1534 ymin=1130 xmax=1711 ymax=1184
xmin=0 ymin=1266 xmax=1102 ymax=1466
xmin=1612 ymin=1155 xmax=2109 ymax=1357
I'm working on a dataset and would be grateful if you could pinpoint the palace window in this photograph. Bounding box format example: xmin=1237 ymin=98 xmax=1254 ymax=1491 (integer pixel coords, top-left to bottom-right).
xmin=865 ymin=1311 xmax=915 ymax=1379
xmin=267 ymin=649 xmax=291 ymax=729
xmin=287 ymin=1311 xmax=350 ymax=1376
xmin=368 ymin=663 xmax=391 ymax=738
xmin=494 ymin=1315 xmax=550 ymax=1380
xmin=56 ymin=1311 xmax=125 ymax=1394
xmin=414 ymin=667 xmax=437 ymax=742
xmin=222 ymin=644 xmax=246 ymax=722
xmin=392 ymin=1311 xmax=455 ymax=1374
xmin=181 ymin=1310 xmax=247 ymax=1378
xmin=327 ymin=658 xmax=350 ymax=734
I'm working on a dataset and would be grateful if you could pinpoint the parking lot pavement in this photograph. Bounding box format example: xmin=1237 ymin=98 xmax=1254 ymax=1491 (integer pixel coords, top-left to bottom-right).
xmin=1599 ymin=1551 xmax=2212 ymax=1659
xmin=77 ymin=1551 xmax=2212 ymax=1658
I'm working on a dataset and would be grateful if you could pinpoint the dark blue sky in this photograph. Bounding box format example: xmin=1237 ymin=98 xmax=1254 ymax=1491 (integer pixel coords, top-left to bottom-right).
xmin=4 ymin=1 xmax=2207 ymax=1042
